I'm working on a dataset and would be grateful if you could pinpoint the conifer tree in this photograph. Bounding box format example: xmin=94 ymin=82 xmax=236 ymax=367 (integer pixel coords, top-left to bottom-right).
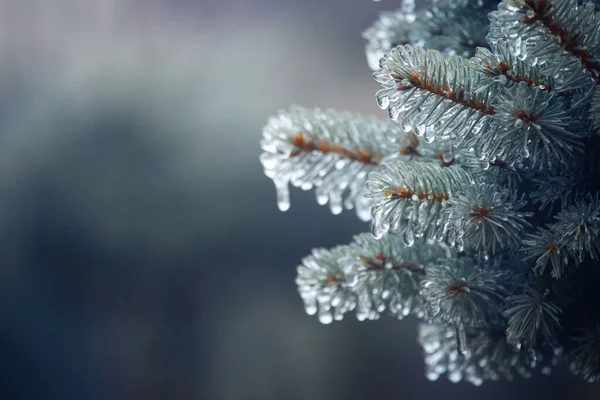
xmin=260 ymin=0 xmax=600 ymax=384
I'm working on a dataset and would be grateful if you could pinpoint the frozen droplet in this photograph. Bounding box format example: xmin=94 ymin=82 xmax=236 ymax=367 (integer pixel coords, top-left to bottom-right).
xmin=429 ymin=302 xmax=441 ymax=316
xmin=331 ymin=294 xmax=342 ymax=307
xmin=528 ymin=348 xmax=538 ymax=367
xmin=330 ymin=193 xmax=343 ymax=215
xmin=301 ymin=181 xmax=312 ymax=190
xmin=319 ymin=312 xmax=333 ymax=324
xmin=275 ymin=179 xmax=291 ymax=211
xmin=376 ymin=94 xmax=390 ymax=109
xmin=372 ymin=213 xmax=385 ymax=239
xmin=456 ymin=323 xmax=469 ymax=356
xmin=456 ymin=238 xmax=465 ymax=252
xmin=403 ymin=226 xmax=415 ymax=246
xmin=424 ymin=127 xmax=436 ymax=143
xmin=426 ymin=371 xmax=440 ymax=381
xmin=402 ymin=116 xmax=413 ymax=132
xmin=305 ymin=304 xmax=317 ymax=315
xmin=448 ymin=370 xmax=463 ymax=383
xmin=491 ymin=74 xmax=508 ymax=84
xmin=513 ymin=342 xmax=522 ymax=351
xmin=316 ymin=192 xmax=328 ymax=205
xmin=335 ymin=159 xmax=347 ymax=169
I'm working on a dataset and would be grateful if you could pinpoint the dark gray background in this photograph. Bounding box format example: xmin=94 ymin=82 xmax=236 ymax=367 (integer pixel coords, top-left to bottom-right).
xmin=0 ymin=0 xmax=597 ymax=399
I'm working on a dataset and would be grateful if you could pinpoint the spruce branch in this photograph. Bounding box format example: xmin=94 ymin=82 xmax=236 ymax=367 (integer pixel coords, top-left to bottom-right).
xmin=363 ymin=9 xmax=417 ymax=71
xmin=504 ymin=286 xmax=563 ymax=355
xmin=374 ymin=45 xmax=497 ymax=143
xmin=366 ymin=160 xmax=474 ymax=240
xmin=553 ymin=195 xmax=600 ymax=262
xmin=522 ymin=227 xmax=572 ymax=278
xmin=296 ymin=246 xmax=357 ymax=324
xmin=569 ymin=323 xmax=600 ymax=382
xmin=416 ymin=1 xmax=493 ymax=57
xmin=488 ymin=0 xmax=598 ymax=89
xmin=260 ymin=106 xmax=412 ymax=220
xmin=590 ymin=84 xmax=600 ymax=133
xmin=375 ymin=45 xmax=587 ymax=167
xmin=261 ymin=0 xmax=600 ymax=385
xmin=529 ymin=170 xmax=580 ymax=212
xmin=523 ymin=195 xmax=600 ymax=277
xmin=443 ymin=182 xmax=532 ymax=255
xmin=490 ymin=82 xmax=585 ymax=168
xmin=420 ymin=256 xmax=514 ymax=328
xmin=296 ymin=233 xmax=447 ymax=323
xmin=470 ymin=42 xmax=557 ymax=92
xmin=418 ymin=323 xmax=537 ymax=385
xmin=364 ymin=0 xmax=493 ymax=72
xmin=340 ymin=233 xmax=448 ymax=320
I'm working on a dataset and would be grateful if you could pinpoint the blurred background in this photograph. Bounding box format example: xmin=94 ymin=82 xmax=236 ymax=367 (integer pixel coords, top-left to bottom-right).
xmin=0 ymin=0 xmax=597 ymax=399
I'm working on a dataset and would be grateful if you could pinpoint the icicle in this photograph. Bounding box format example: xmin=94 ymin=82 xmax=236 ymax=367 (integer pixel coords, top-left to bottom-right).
xmin=275 ymin=179 xmax=291 ymax=211
xmin=456 ymin=322 xmax=469 ymax=356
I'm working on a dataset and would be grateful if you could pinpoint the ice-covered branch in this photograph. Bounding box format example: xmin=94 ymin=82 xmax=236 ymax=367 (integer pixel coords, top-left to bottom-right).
xmin=504 ymin=286 xmax=562 ymax=357
xmin=420 ymin=256 xmax=514 ymax=328
xmin=366 ymin=160 xmax=474 ymax=240
xmin=488 ymin=0 xmax=599 ymax=86
xmin=260 ymin=106 xmax=412 ymax=220
xmin=296 ymin=233 xmax=448 ymax=323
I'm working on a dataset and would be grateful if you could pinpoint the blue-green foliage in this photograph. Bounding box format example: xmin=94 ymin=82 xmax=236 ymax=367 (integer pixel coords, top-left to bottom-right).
xmin=260 ymin=0 xmax=600 ymax=384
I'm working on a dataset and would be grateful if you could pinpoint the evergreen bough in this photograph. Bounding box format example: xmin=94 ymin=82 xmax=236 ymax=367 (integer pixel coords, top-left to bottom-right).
xmin=260 ymin=0 xmax=600 ymax=385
